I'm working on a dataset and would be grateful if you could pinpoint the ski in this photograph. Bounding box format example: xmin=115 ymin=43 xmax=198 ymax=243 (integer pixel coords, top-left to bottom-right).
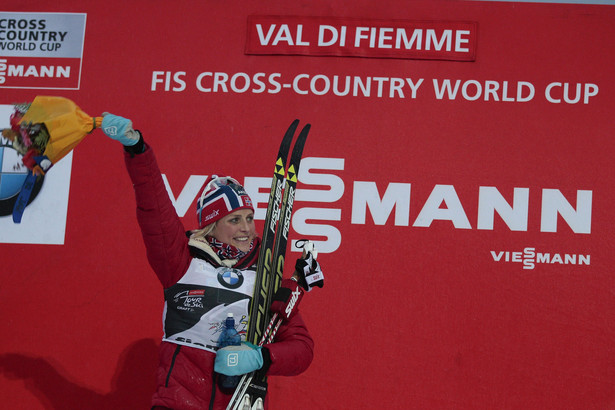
xmin=227 ymin=121 xmax=310 ymax=410
xmin=246 ymin=119 xmax=298 ymax=345
xmin=264 ymin=123 xmax=310 ymax=335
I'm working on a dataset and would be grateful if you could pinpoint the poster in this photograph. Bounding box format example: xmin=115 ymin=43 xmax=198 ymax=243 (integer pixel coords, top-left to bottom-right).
xmin=1 ymin=1 xmax=614 ymax=408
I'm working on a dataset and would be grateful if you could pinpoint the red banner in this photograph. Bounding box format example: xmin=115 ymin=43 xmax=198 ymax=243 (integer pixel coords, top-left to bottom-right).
xmin=0 ymin=2 xmax=614 ymax=409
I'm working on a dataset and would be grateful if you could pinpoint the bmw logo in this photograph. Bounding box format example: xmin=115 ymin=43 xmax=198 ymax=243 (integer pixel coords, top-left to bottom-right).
xmin=0 ymin=143 xmax=44 ymax=217
xmin=217 ymin=268 xmax=244 ymax=289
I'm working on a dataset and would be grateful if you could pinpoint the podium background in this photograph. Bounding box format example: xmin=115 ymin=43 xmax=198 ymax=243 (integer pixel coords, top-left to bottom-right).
xmin=1 ymin=1 xmax=614 ymax=408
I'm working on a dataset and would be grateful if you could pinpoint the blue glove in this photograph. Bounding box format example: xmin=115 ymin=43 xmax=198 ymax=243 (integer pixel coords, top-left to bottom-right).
xmin=101 ymin=113 xmax=139 ymax=146
xmin=214 ymin=342 xmax=264 ymax=376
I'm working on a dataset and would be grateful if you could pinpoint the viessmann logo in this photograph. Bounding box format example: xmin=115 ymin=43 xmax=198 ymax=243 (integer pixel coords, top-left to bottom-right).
xmin=160 ymin=158 xmax=594 ymax=264
xmin=491 ymin=247 xmax=590 ymax=270
xmin=0 ymin=12 xmax=86 ymax=89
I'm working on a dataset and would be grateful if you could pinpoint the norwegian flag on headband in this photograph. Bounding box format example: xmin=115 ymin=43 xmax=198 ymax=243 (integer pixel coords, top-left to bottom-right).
xmin=196 ymin=178 xmax=254 ymax=228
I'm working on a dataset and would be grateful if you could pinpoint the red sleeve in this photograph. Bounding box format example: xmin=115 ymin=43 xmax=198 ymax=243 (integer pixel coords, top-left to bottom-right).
xmin=124 ymin=145 xmax=192 ymax=288
xmin=264 ymin=312 xmax=314 ymax=376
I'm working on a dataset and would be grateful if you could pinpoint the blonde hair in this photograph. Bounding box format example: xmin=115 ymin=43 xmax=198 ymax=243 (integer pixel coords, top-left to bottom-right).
xmin=190 ymin=222 xmax=217 ymax=240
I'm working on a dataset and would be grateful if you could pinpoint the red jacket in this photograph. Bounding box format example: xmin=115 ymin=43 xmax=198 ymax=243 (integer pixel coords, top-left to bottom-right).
xmin=124 ymin=145 xmax=314 ymax=409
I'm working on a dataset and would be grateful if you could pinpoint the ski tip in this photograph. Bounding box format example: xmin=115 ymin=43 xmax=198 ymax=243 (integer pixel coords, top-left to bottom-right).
xmin=299 ymin=123 xmax=311 ymax=135
xmin=284 ymin=120 xmax=300 ymax=139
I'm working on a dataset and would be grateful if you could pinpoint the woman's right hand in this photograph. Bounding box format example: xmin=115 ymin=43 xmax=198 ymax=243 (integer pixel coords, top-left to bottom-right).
xmin=101 ymin=113 xmax=140 ymax=146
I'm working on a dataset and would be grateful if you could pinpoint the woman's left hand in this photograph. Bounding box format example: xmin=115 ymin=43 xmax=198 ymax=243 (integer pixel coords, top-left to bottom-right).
xmin=214 ymin=342 xmax=264 ymax=376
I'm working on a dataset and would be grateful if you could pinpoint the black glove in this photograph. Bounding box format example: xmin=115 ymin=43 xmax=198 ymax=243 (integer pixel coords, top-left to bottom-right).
xmin=270 ymin=278 xmax=304 ymax=320
xmin=294 ymin=240 xmax=324 ymax=292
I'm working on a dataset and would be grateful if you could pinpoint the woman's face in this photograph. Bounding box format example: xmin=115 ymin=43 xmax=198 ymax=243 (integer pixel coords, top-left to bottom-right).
xmin=211 ymin=209 xmax=257 ymax=252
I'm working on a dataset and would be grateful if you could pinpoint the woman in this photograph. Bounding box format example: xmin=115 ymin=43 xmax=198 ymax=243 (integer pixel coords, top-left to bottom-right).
xmin=101 ymin=113 xmax=317 ymax=409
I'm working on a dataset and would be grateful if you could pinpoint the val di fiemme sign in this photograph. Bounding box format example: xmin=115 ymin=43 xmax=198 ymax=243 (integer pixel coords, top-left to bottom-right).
xmin=245 ymin=16 xmax=477 ymax=61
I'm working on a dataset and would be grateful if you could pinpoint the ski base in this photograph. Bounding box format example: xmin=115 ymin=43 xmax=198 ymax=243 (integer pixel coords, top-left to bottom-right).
xmin=239 ymin=378 xmax=267 ymax=410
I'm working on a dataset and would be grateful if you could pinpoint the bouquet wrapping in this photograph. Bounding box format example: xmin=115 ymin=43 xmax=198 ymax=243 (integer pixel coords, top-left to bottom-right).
xmin=1 ymin=96 xmax=101 ymax=223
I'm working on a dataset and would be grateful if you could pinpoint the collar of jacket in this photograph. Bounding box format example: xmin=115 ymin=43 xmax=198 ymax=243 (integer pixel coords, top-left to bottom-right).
xmin=187 ymin=234 xmax=237 ymax=268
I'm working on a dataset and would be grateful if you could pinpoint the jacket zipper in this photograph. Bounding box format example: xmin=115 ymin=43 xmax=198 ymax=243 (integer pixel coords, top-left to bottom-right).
xmin=165 ymin=344 xmax=182 ymax=387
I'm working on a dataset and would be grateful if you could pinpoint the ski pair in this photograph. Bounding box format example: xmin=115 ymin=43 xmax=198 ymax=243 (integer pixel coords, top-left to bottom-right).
xmin=228 ymin=120 xmax=310 ymax=410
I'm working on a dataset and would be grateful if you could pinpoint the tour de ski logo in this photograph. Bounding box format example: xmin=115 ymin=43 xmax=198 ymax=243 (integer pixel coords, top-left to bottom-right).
xmin=217 ymin=267 xmax=244 ymax=289
xmin=173 ymin=289 xmax=206 ymax=311
xmin=0 ymin=139 xmax=44 ymax=217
